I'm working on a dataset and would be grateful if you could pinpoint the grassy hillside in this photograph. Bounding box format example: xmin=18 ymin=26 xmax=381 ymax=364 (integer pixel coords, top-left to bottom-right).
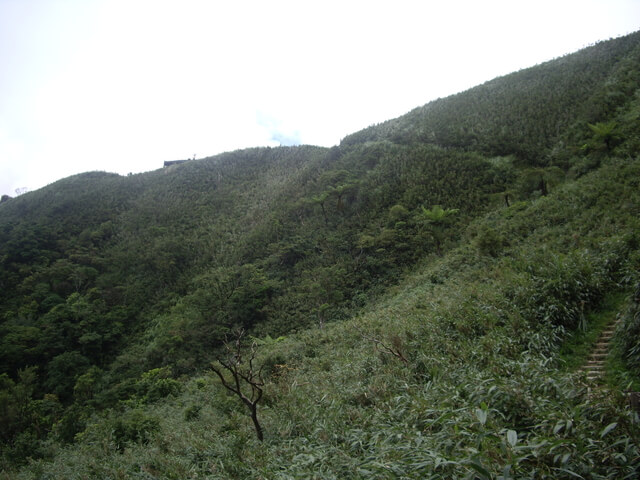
xmin=1 ymin=32 xmax=640 ymax=478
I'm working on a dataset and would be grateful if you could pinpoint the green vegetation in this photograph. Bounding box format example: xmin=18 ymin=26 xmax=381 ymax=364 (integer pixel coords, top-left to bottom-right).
xmin=1 ymin=32 xmax=640 ymax=478
xmin=559 ymin=292 xmax=626 ymax=371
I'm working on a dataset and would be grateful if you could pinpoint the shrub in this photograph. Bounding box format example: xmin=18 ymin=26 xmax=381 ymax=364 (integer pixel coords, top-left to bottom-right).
xmin=183 ymin=404 xmax=201 ymax=421
xmin=616 ymin=283 xmax=640 ymax=376
xmin=136 ymin=367 xmax=182 ymax=404
xmin=111 ymin=409 xmax=160 ymax=451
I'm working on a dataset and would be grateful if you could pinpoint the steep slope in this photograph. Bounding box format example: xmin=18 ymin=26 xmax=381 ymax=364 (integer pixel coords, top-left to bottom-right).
xmin=9 ymin=120 xmax=640 ymax=480
xmin=341 ymin=31 xmax=640 ymax=164
xmin=1 ymin=32 xmax=640 ymax=476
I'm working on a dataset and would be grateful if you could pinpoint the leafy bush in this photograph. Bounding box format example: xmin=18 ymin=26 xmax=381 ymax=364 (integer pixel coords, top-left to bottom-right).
xmin=110 ymin=409 xmax=160 ymax=451
xmin=136 ymin=367 xmax=182 ymax=404
xmin=183 ymin=404 xmax=201 ymax=421
xmin=616 ymin=283 xmax=640 ymax=376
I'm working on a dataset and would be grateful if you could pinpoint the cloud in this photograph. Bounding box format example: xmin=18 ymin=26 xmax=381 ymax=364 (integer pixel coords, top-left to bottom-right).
xmin=256 ymin=111 xmax=302 ymax=147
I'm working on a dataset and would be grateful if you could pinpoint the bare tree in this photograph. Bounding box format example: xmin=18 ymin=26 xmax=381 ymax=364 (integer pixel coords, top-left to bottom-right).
xmin=211 ymin=329 xmax=265 ymax=441
xmin=357 ymin=326 xmax=409 ymax=365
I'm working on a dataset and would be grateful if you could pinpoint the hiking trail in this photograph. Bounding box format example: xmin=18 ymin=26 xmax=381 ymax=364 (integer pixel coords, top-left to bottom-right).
xmin=580 ymin=316 xmax=621 ymax=384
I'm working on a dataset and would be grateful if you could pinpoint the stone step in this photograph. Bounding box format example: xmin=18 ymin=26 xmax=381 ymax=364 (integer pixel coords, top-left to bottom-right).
xmin=581 ymin=317 xmax=621 ymax=385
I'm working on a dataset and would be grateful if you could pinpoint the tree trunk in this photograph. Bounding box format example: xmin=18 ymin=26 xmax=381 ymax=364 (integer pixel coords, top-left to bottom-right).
xmin=250 ymin=406 xmax=264 ymax=441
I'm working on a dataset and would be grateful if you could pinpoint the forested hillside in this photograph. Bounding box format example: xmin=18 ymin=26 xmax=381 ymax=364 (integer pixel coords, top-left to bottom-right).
xmin=1 ymin=32 xmax=640 ymax=478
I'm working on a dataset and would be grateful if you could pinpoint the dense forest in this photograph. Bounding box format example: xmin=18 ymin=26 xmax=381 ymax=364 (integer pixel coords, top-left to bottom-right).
xmin=1 ymin=32 xmax=640 ymax=478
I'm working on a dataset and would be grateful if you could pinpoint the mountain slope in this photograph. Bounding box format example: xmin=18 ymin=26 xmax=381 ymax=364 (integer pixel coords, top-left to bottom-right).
xmin=341 ymin=32 xmax=640 ymax=162
xmin=1 ymin=32 xmax=640 ymax=477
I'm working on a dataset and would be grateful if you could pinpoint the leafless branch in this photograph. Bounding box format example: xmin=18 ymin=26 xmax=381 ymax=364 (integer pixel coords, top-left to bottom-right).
xmin=211 ymin=329 xmax=265 ymax=441
xmin=356 ymin=326 xmax=409 ymax=365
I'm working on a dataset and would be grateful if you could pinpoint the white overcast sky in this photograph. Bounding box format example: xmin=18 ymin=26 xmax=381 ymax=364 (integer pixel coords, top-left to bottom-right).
xmin=1 ymin=0 xmax=639 ymax=196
